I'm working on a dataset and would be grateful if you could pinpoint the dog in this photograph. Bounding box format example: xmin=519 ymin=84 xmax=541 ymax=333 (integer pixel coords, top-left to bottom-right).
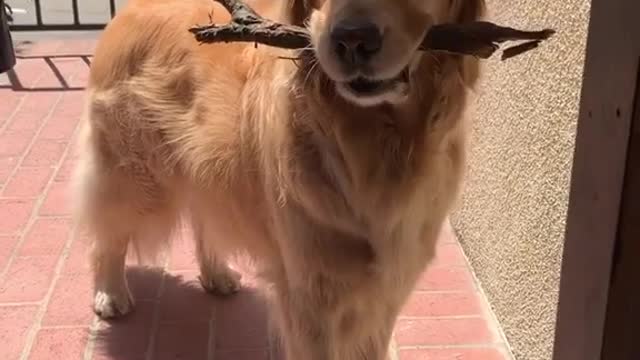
xmin=72 ymin=0 xmax=485 ymax=358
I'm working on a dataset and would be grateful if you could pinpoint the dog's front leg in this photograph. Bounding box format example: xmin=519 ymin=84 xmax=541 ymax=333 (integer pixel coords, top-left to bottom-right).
xmin=272 ymin=285 xmax=335 ymax=360
xmin=271 ymin=282 xmax=397 ymax=360
xmin=270 ymin=204 xmax=403 ymax=359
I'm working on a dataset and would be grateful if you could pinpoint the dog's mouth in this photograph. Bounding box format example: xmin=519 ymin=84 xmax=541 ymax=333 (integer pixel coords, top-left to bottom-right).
xmin=338 ymin=67 xmax=410 ymax=100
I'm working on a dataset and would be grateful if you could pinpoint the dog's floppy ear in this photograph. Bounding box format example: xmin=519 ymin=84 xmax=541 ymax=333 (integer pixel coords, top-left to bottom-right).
xmin=284 ymin=0 xmax=323 ymax=26
xmin=450 ymin=0 xmax=486 ymax=23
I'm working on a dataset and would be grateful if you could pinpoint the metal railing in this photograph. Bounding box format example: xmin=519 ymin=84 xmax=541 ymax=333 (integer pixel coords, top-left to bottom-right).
xmin=8 ymin=0 xmax=115 ymax=31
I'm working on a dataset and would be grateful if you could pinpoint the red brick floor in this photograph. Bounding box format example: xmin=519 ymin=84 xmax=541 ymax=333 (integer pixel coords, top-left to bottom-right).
xmin=0 ymin=37 xmax=513 ymax=360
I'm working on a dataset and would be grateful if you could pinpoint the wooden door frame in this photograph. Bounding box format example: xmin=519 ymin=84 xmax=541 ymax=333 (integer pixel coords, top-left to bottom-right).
xmin=552 ymin=0 xmax=640 ymax=359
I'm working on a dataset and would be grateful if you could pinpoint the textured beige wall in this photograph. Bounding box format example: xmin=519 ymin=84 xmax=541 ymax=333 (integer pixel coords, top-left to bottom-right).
xmin=451 ymin=1 xmax=591 ymax=359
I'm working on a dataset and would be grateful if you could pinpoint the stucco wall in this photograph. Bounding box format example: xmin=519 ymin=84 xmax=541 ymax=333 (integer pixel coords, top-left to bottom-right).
xmin=451 ymin=1 xmax=591 ymax=359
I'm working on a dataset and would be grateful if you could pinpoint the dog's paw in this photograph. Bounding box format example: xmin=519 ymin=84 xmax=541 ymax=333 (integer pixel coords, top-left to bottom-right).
xmin=93 ymin=290 xmax=134 ymax=319
xmin=199 ymin=267 xmax=242 ymax=296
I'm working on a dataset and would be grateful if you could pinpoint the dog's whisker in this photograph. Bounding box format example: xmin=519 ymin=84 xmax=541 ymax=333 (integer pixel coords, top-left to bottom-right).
xmin=302 ymin=60 xmax=320 ymax=89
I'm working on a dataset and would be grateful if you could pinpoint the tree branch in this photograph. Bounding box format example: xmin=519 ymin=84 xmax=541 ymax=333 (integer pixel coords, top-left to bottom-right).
xmin=190 ymin=0 xmax=555 ymax=61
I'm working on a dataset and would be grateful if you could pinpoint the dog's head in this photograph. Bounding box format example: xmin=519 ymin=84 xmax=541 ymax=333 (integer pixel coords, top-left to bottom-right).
xmin=285 ymin=0 xmax=485 ymax=107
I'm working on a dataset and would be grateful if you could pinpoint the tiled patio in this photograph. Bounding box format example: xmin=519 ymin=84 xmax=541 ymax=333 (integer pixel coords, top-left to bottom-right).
xmin=0 ymin=35 xmax=512 ymax=360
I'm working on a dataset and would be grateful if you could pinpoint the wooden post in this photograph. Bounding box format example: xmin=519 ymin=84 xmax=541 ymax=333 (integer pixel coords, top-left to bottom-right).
xmin=599 ymin=39 xmax=640 ymax=360
xmin=552 ymin=0 xmax=640 ymax=359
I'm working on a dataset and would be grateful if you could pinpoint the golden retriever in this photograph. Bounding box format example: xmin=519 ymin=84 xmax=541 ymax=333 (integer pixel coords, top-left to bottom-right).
xmin=72 ymin=0 xmax=485 ymax=358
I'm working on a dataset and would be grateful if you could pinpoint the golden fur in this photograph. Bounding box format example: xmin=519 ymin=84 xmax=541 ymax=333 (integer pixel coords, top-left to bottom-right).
xmin=72 ymin=0 xmax=485 ymax=358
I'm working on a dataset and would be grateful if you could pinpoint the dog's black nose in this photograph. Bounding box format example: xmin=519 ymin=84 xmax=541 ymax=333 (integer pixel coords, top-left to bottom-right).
xmin=331 ymin=20 xmax=382 ymax=67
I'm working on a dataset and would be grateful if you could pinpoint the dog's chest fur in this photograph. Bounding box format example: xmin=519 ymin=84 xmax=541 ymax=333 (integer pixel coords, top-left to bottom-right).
xmin=267 ymin=57 xmax=469 ymax=286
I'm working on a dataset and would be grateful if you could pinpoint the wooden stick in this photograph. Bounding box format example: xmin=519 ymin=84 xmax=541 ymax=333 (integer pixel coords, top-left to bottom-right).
xmin=189 ymin=0 xmax=555 ymax=61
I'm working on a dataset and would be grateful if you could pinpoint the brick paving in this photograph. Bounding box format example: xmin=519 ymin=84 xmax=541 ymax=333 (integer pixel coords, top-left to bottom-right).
xmin=0 ymin=37 xmax=513 ymax=360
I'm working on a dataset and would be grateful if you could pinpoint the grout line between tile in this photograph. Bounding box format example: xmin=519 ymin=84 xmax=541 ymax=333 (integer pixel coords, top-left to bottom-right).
xmin=0 ymin=44 xmax=65 ymax=137
xmin=397 ymin=343 xmax=507 ymax=350
xmin=144 ymin=257 xmax=170 ymax=360
xmin=208 ymin=305 xmax=216 ymax=360
xmin=16 ymin=61 xmax=88 ymax=359
xmin=397 ymin=315 xmax=484 ymax=320
xmin=37 ymin=324 xmax=90 ymax=330
xmin=410 ymin=289 xmax=476 ymax=294
xmin=0 ymin=92 xmax=69 ymax=282
xmin=0 ymin=125 xmax=64 ymax=283
xmin=449 ymin=222 xmax=516 ymax=360
xmin=83 ymin=317 xmax=101 ymax=360
xmin=18 ymin=225 xmax=78 ymax=360
xmin=0 ymin=301 xmax=41 ymax=307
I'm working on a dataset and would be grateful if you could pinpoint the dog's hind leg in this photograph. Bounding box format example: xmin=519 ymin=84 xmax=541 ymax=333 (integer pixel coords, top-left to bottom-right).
xmin=75 ymin=170 xmax=177 ymax=318
xmin=73 ymin=159 xmax=136 ymax=318
xmin=191 ymin=215 xmax=242 ymax=295
xmin=90 ymin=225 xmax=134 ymax=318
xmin=72 ymin=121 xmax=178 ymax=318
